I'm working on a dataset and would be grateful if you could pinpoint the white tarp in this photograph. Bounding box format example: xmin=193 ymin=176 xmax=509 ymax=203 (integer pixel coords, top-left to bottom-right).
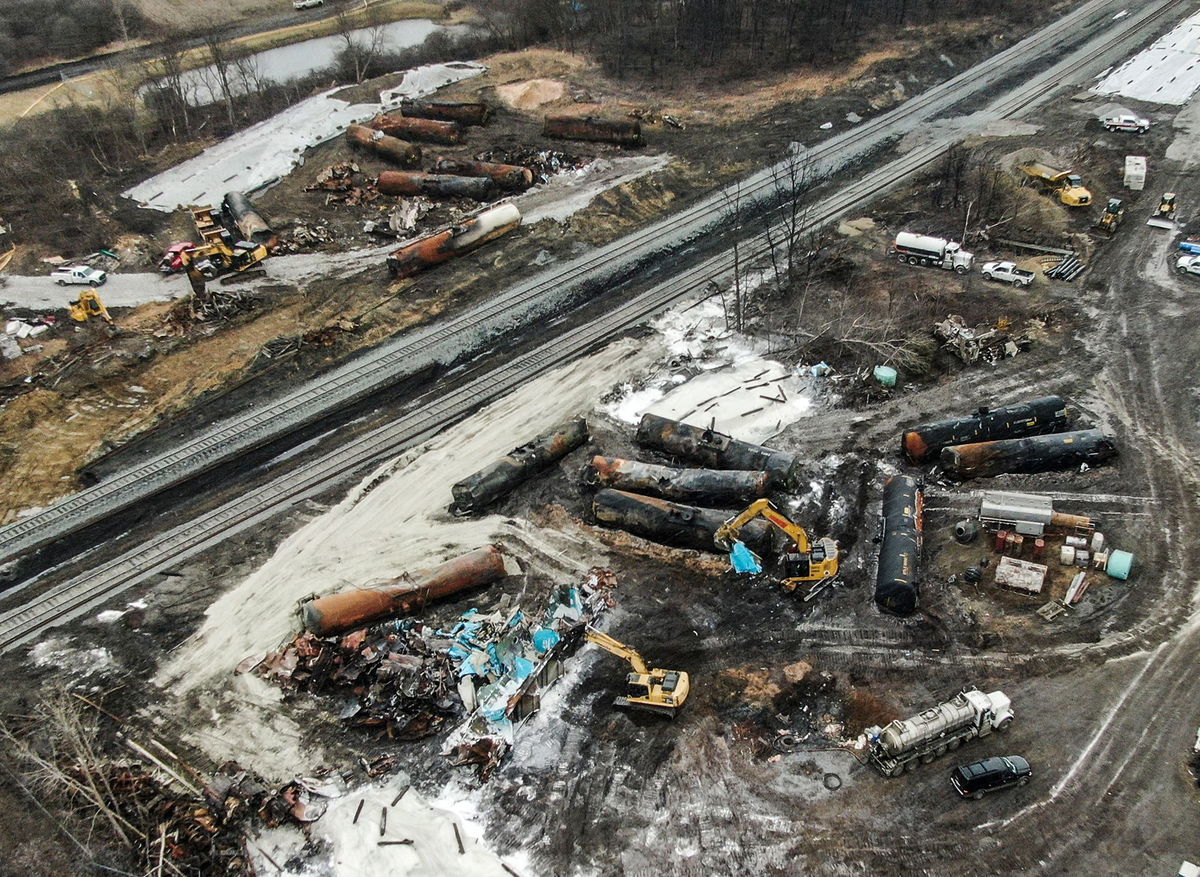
xmin=1094 ymin=12 xmax=1200 ymax=105
xmin=124 ymin=63 xmax=485 ymax=212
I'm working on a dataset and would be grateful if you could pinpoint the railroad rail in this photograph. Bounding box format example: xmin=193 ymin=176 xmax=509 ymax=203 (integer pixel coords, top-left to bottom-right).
xmin=0 ymin=0 xmax=1185 ymax=652
xmin=0 ymin=0 xmax=1171 ymax=569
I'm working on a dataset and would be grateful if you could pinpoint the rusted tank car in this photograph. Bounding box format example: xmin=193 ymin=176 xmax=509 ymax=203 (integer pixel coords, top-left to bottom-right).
xmin=301 ymin=545 xmax=510 ymax=636
xmin=901 ymin=396 xmax=1070 ymax=463
xmin=635 ymin=413 xmax=799 ymax=485
xmin=345 ymin=123 xmax=421 ymax=167
xmin=222 ymin=191 xmax=276 ymax=249
xmin=399 ymin=99 xmax=491 ymax=126
xmin=432 ymin=157 xmax=534 ymax=191
xmin=450 ymin=419 xmax=590 ymax=514
xmin=876 ymin=475 xmax=923 ymax=616
xmin=369 ymin=113 xmax=463 ymax=145
xmin=583 ymin=456 xmax=775 ymax=505
xmin=386 ymin=202 xmax=521 ymax=278
xmin=592 ymin=488 xmax=770 ymax=552
xmin=544 ymin=114 xmax=643 ymax=147
xmin=940 ymin=429 xmax=1116 ymax=479
xmin=377 ymin=170 xmax=496 ymax=201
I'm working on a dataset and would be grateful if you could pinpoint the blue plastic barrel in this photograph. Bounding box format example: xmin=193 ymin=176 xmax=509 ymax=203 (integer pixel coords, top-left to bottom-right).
xmin=1106 ymin=549 xmax=1134 ymax=580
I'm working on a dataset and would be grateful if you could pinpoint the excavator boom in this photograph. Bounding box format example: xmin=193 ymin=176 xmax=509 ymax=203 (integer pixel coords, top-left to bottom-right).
xmin=585 ymin=629 xmax=649 ymax=674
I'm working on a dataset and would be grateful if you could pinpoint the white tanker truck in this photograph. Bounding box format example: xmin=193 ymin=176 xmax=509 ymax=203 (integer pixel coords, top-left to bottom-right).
xmin=891 ymin=231 xmax=974 ymax=273
xmin=865 ymin=686 xmax=1013 ymax=777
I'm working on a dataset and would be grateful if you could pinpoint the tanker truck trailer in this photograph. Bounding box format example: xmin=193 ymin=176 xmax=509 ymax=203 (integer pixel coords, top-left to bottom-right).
xmin=865 ymin=686 xmax=1013 ymax=777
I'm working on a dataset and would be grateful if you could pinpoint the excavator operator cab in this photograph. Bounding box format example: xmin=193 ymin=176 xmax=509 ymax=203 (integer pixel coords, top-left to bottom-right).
xmin=626 ymin=675 xmax=651 ymax=699
xmin=784 ymin=552 xmax=811 ymax=580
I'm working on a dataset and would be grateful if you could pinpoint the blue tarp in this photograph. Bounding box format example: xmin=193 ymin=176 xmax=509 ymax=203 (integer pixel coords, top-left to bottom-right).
xmin=729 ymin=541 xmax=762 ymax=574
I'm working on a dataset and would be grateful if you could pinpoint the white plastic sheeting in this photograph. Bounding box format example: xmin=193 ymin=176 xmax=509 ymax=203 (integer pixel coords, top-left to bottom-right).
xmin=1094 ymin=11 xmax=1200 ymax=105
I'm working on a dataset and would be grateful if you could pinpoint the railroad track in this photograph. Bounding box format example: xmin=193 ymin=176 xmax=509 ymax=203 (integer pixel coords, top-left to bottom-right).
xmin=0 ymin=0 xmax=1186 ymax=652
xmin=0 ymin=0 xmax=1175 ymax=569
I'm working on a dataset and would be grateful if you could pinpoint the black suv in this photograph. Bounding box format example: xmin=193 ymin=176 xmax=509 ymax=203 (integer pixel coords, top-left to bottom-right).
xmin=951 ymin=756 xmax=1031 ymax=799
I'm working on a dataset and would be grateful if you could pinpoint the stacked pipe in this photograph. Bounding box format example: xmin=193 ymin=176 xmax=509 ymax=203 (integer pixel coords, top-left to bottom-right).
xmin=377 ymin=170 xmax=496 ymax=201
xmin=399 ymin=99 xmax=491 ymax=126
xmin=301 ymin=545 xmax=511 ymax=636
xmin=635 ymin=413 xmax=800 ymax=487
xmin=369 ymin=113 xmax=463 ymax=145
xmin=584 ymin=456 xmax=776 ymax=505
xmin=450 ymin=419 xmax=589 ymax=515
xmin=387 ymin=203 xmax=521 ymax=278
xmin=1045 ymin=255 xmax=1086 ymax=281
xmin=592 ymin=489 xmax=770 ymax=553
xmin=876 ymin=475 xmax=923 ymax=616
xmin=345 ymin=124 xmax=421 ymax=167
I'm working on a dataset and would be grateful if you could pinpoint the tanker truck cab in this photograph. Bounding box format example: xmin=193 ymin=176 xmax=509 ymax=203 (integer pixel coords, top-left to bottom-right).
xmin=967 ymin=689 xmax=1013 ymax=735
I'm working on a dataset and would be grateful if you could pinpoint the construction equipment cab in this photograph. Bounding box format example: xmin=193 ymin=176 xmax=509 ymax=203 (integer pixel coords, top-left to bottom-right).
xmin=1092 ymin=198 xmax=1124 ymax=236
xmin=585 ymin=629 xmax=689 ymax=717
xmin=1020 ymin=161 xmax=1092 ymax=207
xmin=715 ymin=498 xmax=839 ymax=589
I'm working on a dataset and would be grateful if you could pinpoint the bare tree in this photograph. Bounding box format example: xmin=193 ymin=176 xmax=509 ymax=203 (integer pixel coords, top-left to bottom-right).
xmin=334 ymin=5 xmax=386 ymax=84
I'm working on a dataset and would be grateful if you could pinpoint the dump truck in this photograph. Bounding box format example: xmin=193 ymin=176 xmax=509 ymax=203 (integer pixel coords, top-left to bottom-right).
xmin=865 ymin=686 xmax=1014 ymax=777
xmin=1020 ymin=162 xmax=1092 ymax=207
xmin=891 ymin=232 xmax=973 ymax=273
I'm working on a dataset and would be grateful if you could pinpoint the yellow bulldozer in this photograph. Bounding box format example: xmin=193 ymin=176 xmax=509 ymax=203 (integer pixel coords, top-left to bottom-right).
xmin=585 ymin=629 xmax=690 ymax=718
xmin=715 ymin=498 xmax=839 ymax=592
xmin=67 ymin=289 xmax=112 ymax=323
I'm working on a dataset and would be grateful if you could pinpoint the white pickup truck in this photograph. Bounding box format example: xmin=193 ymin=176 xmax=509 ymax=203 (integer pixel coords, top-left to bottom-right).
xmin=981 ymin=261 xmax=1035 ymax=287
xmin=50 ymin=265 xmax=107 ymax=287
xmin=1102 ymin=113 xmax=1150 ymax=133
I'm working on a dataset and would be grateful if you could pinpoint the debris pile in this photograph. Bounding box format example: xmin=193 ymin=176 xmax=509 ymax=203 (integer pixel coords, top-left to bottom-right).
xmin=933 ymin=314 xmax=1030 ymax=364
xmin=256 ymin=623 xmax=464 ymax=740
xmin=442 ymin=568 xmax=617 ymax=779
xmin=475 ymin=147 xmax=589 ymax=181
xmin=303 ymin=162 xmax=381 ymax=207
xmin=259 ymin=319 xmax=357 ymax=359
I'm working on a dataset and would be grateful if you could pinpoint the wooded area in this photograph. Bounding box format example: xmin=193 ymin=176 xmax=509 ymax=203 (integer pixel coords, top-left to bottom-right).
xmin=0 ymin=0 xmax=144 ymax=76
xmin=477 ymin=0 xmax=1044 ymax=77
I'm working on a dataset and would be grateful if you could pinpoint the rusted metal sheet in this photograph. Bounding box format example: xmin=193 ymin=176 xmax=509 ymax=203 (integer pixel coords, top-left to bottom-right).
xmin=222 ymin=191 xmax=276 ymax=249
xmin=432 ymin=157 xmax=534 ymax=191
xmin=377 ymin=170 xmax=496 ymax=201
xmin=544 ymin=114 xmax=643 ymax=147
xmin=635 ymin=413 xmax=799 ymax=485
xmin=387 ymin=202 xmax=521 ymax=277
xmin=901 ymin=396 xmax=1070 ymax=463
xmin=940 ymin=428 xmax=1117 ymax=479
xmin=399 ymin=99 xmax=491 ymax=126
xmin=345 ymin=123 xmax=421 ymax=167
xmin=876 ymin=475 xmax=923 ymax=616
xmin=301 ymin=545 xmax=509 ymax=636
xmin=369 ymin=113 xmax=463 ymax=145
xmin=450 ymin=418 xmax=589 ymax=514
xmin=583 ymin=456 xmax=774 ymax=505
xmin=592 ymin=488 xmax=769 ymax=552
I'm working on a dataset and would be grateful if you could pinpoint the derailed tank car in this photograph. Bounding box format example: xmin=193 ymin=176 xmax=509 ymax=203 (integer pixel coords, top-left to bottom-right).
xmin=940 ymin=428 xmax=1116 ymax=479
xmin=876 ymin=475 xmax=923 ymax=615
xmin=901 ymin=396 xmax=1070 ymax=463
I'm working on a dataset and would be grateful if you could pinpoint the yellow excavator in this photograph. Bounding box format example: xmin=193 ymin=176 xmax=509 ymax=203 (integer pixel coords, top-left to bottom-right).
xmin=585 ymin=629 xmax=690 ymax=718
xmin=68 ymin=289 xmax=112 ymax=323
xmin=714 ymin=498 xmax=839 ymax=590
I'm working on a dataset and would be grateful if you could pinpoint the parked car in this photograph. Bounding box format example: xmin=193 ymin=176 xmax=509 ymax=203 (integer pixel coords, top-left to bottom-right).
xmin=1176 ymin=255 xmax=1200 ymax=277
xmin=980 ymin=261 xmax=1035 ymax=287
xmin=293 ymin=0 xmax=323 ymax=8
xmin=50 ymin=265 xmax=107 ymax=287
xmin=1102 ymin=113 xmax=1151 ymax=133
xmin=951 ymin=755 xmax=1031 ymax=799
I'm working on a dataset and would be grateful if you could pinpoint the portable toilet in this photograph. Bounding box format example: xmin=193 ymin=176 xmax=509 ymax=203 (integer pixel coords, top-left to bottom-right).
xmin=1124 ymin=156 xmax=1146 ymax=191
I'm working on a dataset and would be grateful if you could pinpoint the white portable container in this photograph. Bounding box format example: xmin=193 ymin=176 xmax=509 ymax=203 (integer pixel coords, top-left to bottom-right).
xmin=1124 ymin=155 xmax=1146 ymax=191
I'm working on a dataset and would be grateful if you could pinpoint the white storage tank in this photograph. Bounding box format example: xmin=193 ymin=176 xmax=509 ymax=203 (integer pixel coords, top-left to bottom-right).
xmin=1125 ymin=155 xmax=1147 ymax=191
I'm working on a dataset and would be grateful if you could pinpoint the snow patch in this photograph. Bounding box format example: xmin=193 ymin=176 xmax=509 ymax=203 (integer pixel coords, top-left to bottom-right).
xmin=29 ymin=636 xmax=114 ymax=677
xmin=516 ymin=154 xmax=671 ymax=225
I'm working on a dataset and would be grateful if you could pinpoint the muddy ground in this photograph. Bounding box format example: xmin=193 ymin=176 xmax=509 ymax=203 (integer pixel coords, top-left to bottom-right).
xmin=3 ymin=4 xmax=1200 ymax=875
